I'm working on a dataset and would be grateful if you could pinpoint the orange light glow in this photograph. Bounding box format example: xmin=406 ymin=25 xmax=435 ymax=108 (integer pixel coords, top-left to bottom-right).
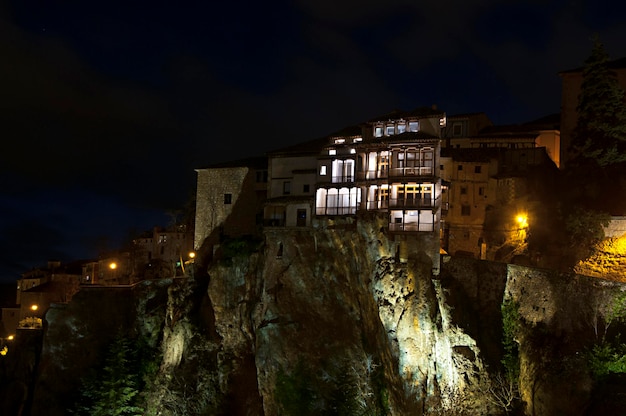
xmin=30 ymin=304 xmax=38 ymax=311
xmin=516 ymin=214 xmax=528 ymax=228
xmin=109 ymin=262 xmax=117 ymax=270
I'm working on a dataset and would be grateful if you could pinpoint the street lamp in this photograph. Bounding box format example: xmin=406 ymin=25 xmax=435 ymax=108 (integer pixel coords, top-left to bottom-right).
xmin=516 ymin=214 xmax=528 ymax=228
xmin=30 ymin=304 xmax=38 ymax=312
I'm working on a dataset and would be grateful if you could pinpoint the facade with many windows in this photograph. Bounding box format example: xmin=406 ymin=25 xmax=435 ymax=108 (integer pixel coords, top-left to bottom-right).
xmin=316 ymin=107 xmax=446 ymax=234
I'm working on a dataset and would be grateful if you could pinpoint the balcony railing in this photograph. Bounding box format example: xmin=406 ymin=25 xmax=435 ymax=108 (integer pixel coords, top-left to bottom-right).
xmin=388 ymin=222 xmax=437 ymax=232
xmin=315 ymin=206 xmax=357 ymax=216
xmin=356 ymin=167 xmax=433 ymax=180
xmin=365 ymin=196 xmax=440 ymax=210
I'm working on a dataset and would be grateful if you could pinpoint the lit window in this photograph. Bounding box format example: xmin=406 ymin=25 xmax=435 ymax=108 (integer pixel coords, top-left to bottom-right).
xmin=329 ymin=149 xmax=336 ymax=155
xmin=334 ymin=138 xmax=345 ymax=144
xmin=320 ymin=166 xmax=327 ymax=175
xmin=350 ymin=148 xmax=356 ymax=154
xmin=353 ymin=137 xmax=362 ymax=143
xmin=440 ymin=116 xmax=447 ymax=127
xmin=375 ymin=127 xmax=383 ymax=137
xmin=386 ymin=125 xmax=395 ymax=135
xmin=409 ymin=121 xmax=419 ymax=132
xmin=224 ymin=193 xmax=232 ymax=204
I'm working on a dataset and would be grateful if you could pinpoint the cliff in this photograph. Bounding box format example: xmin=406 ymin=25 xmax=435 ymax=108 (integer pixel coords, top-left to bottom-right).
xmin=4 ymin=214 xmax=626 ymax=415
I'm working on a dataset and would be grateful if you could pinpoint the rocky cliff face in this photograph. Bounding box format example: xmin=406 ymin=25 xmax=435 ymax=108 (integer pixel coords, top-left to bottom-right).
xmin=8 ymin=215 xmax=626 ymax=415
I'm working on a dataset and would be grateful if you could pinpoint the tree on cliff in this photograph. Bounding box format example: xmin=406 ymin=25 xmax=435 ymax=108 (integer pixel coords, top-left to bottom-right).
xmin=72 ymin=336 xmax=144 ymax=416
xmin=569 ymin=35 xmax=626 ymax=168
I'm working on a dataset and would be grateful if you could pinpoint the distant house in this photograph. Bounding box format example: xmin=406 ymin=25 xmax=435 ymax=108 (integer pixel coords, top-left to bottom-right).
xmin=129 ymin=224 xmax=194 ymax=280
xmin=1 ymin=260 xmax=84 ymax=335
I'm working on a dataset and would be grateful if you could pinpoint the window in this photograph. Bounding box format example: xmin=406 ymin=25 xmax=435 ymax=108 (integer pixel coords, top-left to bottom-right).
xmin=478 ymin=187 xmax=485 ymax=196
xmin=397 ymin=123 xmax=406 ymax=134
xmin=440 ymin=164 xmax=444 ymax=170
xmin=461 ymin=205 xmax=471 ymax=216
xmin=457 ymin=165 xmax=463 ymax=171
xmin=334 ymin=138 xmax=345 ymax=144
xmin=329 ymin=149 xmax=336 ymax=155
xmin=452 ymin=123 xmax=462 ymax=137
xmin=303 ymin=184 xmax=310 ymax=193
xmin=320 ymin=165 xmax=327 ymax=175
xmin=224 ymin=193 xmax=232 ymax=204
xmin=474 ymin=165 xmax=482 ymax=174
xmin=460 ymin=186 xmax=467 ymax=195
xmin=408 ymin=121 xmax=419 ymax=132
xmin=256 ymin=170 xmax=268 ymax=183
xmin=283 ymin=182 xmax=291 ymax=195
xmin=375 ymin=127 xmax=383 ymax=137
xmin=386 ymin=125 xmax=395 ymax=135
xmin=353 ymin=137 xmax=362 ymax=143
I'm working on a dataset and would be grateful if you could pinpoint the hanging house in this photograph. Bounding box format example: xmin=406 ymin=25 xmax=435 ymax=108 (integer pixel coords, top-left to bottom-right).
xmin=315 ymin=107 xmax=446 ymax=234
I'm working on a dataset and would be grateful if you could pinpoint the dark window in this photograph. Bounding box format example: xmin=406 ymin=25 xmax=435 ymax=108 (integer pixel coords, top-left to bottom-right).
xmin=460 ymin=186 xmax=467 ymax=195
xmin=474 ymin=165 xmax=482 ymax=173
xmin=224 ymin=193 xmax=232 ymax=204
xmin=283 ymin=182 xmax=291 ymax=195
xmin=256 ymin=170 xmax=268 ymax=183
xmin=440 ymin=164 xmax=444 ymax=170
xmin=461 ymin=205 xmax=471 ymax=216
xmin=458 ymin=165 xmax=463 ymax=171
xmin=303 ymin=184 xmax=310 ymax=193
xmin=452 ymin=123 xmax=463 ymax=137
xmin=478 ymin=187 xmax=485 ymax=196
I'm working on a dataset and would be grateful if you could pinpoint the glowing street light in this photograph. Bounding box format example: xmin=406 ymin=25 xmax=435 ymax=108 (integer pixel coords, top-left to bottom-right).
xmin=109 ymin=262 xmax=117 ymax=270
xmin=30 ymin=304 xmax=38 ymax=311
xmin=516 ymin=214 xmax=528 ymax=228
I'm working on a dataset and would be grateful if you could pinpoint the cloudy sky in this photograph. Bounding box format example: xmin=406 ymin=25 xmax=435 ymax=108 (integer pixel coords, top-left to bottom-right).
xmin=1 ymin=0 xmax=626 ymax=282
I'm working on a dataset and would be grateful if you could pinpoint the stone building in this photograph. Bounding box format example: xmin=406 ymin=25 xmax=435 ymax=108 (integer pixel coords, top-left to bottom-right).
xmin=194 ymin=156 xmax=268 ymax=258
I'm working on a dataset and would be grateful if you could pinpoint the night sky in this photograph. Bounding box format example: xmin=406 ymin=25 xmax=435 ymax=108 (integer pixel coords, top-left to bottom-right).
xmin=1 ymin=0 xmax=626 ymax=283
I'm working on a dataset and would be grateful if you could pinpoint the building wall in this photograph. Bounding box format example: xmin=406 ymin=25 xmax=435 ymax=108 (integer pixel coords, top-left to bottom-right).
xmin=195 ymin=165 xmax=267 ymax=254
xmin=268 ymin=155 xmax=317 ymax=199
xmin=194 ymin=166 xmax=249 ymax=251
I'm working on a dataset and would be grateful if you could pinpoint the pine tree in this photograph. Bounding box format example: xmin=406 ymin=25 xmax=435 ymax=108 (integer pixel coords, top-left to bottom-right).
xmin=570 ymin=35 xmax=626 ymax=167
xmin=74 ymin=336 xmax=144 ymax=416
